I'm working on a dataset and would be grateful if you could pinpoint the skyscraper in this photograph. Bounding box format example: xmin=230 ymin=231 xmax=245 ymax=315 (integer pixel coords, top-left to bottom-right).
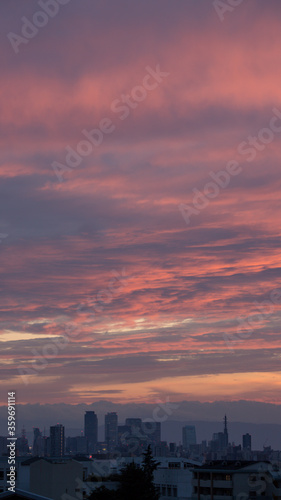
xmin=243 ymin=433 xmax=252 ymax=450
xmin=33 ymin=428 xmax=44 ymax=456
xmin=84 ymin=411 xmax=98 ymax=453
xmin=145 ymin=421 xmax=161 ymax=444
xmin=125 ymin=418 xmax=142 ymax=430
xmin=17 ymin=426 xmax=29 ymax=455
xmin=105 ymin=412 xmax=118 ymax=450
xmin=223 ymin=415 xmax=229 ymax=448
xmin=117 ymin=425 xmax=131 ymax=448
xmin=50 ymin=424 xmax=65 ymax=457
xmin=182 ymin=425 xmax=196 ymax=450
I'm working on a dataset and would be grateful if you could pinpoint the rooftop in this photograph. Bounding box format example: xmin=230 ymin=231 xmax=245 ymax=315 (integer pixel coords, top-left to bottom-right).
xmin=194 ymin=460 xmax=271 ymax=471
xmin=0 ymin=489 xmax=52 ymax=500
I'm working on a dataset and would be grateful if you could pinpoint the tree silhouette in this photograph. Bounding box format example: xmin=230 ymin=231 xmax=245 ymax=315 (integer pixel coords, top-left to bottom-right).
xmin=117 ymin=461 xmax=148 ymax=500
xmin=88 ymin=485 xmax=117 ymax=499
xmin=89 ymin=446 xmax=160 ymax=500
xmin=141 ymin=446 xmax=160 ymax=500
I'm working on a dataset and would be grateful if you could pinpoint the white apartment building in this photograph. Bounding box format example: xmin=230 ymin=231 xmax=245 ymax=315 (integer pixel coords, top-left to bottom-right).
xmin=192 ymin=460 xmax=281 ymax=500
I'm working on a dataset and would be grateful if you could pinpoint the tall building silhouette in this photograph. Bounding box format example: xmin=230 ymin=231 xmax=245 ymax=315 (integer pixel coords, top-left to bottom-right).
xmin=33 ymin=427 xmax=44 ymax=456
xmin=117 ymin=424 xmax=131 ymax=448
xmin=84 ymin=411 xmax=98 ymax=453
xmin=105 ymin=412 xmax=118 ymax=450
xmin=17 ymin=426 xmax=29 ymax=455
xmin=182 ymin=425 xmax=196 ymax=450
xmin=146 ymin=421 xmax=161 ymax=444
xmin=243 ymin=433 xmax=252 ymax=450
xmin=50 ymin=424 xmax=65 ymax=457
xmin=223 ymin=415 xmax=229 ymax=448
xmin=125 ymin=418 xmax=142 ymax=430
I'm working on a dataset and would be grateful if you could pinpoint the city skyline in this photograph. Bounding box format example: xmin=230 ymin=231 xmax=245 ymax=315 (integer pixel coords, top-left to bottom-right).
xmin=2 ymin=400 xmax=281 ymax=450
xmin=0 ymin=411 xmax=259 ymax=454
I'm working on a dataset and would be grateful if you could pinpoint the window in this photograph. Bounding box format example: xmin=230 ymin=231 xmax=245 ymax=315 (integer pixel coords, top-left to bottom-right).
xmin=200 ymin=472 xmax=211 ymax=480
xmin=213 ymin=488 xmax=232 ymax=496
xmin=0 ymin=470 xmax=3 ymax=481
xmin=214 ymin=473 xmax=228 ymax=481
xmin=225 ymin=474 xmax=231 ymax=481
xmin=200 ymin=487 xmax=211 ymax=495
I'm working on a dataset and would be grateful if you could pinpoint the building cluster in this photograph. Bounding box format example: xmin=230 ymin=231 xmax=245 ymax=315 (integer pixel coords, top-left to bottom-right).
xmin=15 ymin=411 xmax=162 ymax=458
xmin=1 ymin=456 xmax=281 ymax=500
xmin=0 ymin=413 xmax=280 ymax=465
xmin=1 ymin=414 xmax=281 ymax=499
xmin=182 ymin=418 xmax=281 ymax=464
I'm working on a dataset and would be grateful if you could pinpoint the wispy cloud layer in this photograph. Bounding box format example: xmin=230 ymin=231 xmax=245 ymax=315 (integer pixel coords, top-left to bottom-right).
xmin=1 ymin=0 xmax=281 ymax=404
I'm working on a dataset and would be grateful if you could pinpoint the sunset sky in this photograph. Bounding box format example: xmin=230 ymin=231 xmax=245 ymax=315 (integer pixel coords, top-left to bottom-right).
xmin=1 ymin=0 xmax=281 ymax=406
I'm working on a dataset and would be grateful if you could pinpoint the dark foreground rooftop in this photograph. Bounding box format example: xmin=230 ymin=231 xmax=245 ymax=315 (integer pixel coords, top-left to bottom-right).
xmin=0 ymin=490 xmax=52 ymax=500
